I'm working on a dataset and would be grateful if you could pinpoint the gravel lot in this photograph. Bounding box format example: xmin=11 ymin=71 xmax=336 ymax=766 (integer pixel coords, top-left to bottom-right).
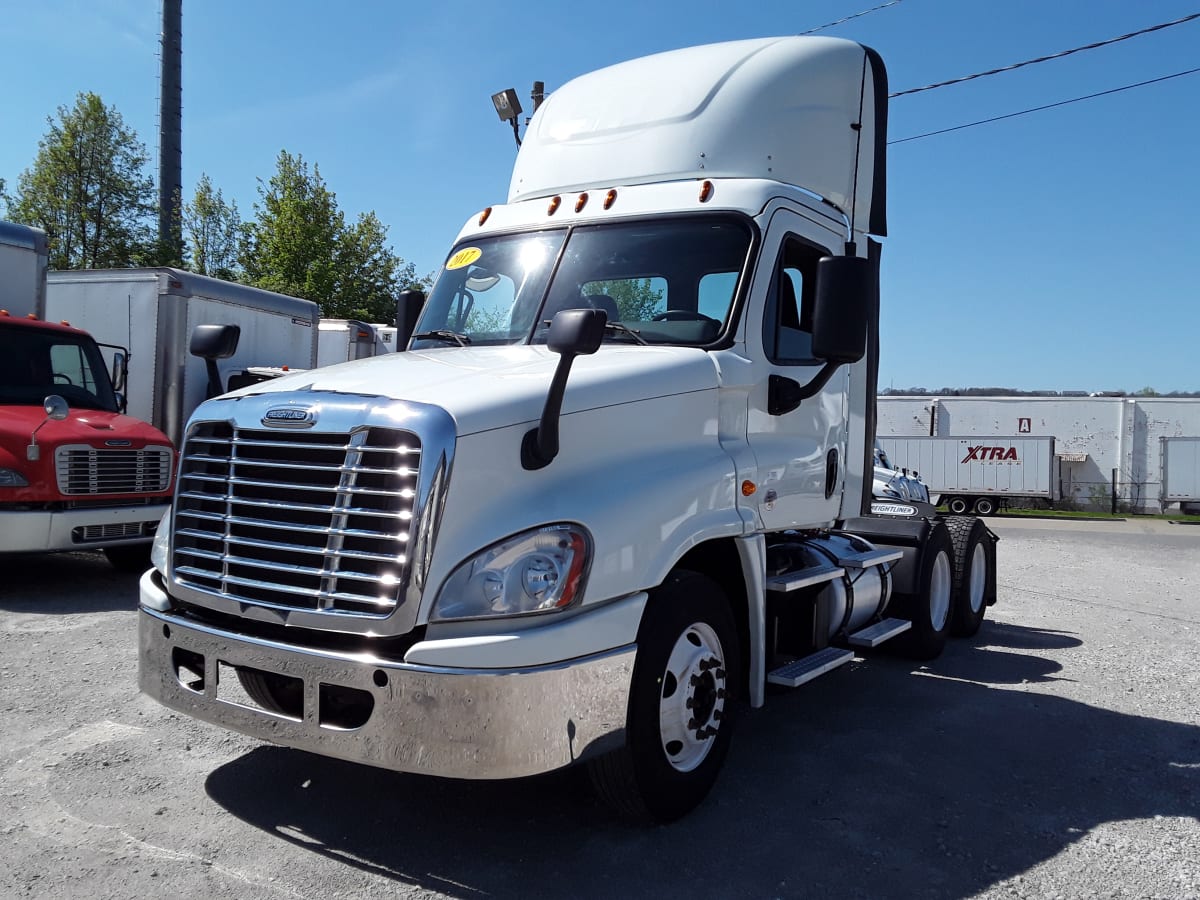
xmin=1 ymin=517 xmax=1197 ymax=900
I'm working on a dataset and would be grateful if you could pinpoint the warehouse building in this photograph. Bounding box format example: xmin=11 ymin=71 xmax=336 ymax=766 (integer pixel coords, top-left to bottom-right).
xmin=878 ymin=395 xmax=1200 ymax=513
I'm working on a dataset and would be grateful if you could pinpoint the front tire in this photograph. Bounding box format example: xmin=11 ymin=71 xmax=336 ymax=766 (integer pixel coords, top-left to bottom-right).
xmin=103 ymin=543 xmax=152 ymax=573
xmin=588 ymin=570 xmax=740 ymax=822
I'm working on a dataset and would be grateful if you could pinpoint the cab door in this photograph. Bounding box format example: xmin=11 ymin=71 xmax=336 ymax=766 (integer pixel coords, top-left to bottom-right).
xmin=743 ymin=209 xmax=849 ymax=530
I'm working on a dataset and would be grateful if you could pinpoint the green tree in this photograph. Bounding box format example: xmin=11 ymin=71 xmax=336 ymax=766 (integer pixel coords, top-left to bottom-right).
xmin=5 ymin=92 xmax=155 ymax=268
xmin=183 ymin=174 xmax=242 ymax=279
xmin=241 ymin=150 xmax=420 ymax=321
xmin=584 ymin=278 xmax=664 ymax=320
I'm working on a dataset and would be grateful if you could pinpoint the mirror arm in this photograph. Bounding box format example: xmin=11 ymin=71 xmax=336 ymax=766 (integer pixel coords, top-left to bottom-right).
xmin=769 ymin=363 xmax=841 ymax=416
xmin=521 ymin=353 xmax=575 ymax=470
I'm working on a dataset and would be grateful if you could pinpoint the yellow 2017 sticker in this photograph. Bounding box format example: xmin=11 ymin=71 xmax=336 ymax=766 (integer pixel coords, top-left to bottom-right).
xmin=446 ymin=247 xmax=482 ymax=270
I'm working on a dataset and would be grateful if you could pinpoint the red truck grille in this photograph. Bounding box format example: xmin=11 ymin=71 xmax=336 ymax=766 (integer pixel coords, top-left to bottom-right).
xmin=172 ymin=423 xmax=420 ymax=617
xmin=55 ymin=445 xmax=173 ymax=495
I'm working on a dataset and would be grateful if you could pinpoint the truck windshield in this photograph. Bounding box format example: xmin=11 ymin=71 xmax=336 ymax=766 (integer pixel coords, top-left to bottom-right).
xmin=412 ymin=216 xmax=753 ymax=349
xmin=0 ymin=323 xmax=119 ymax=412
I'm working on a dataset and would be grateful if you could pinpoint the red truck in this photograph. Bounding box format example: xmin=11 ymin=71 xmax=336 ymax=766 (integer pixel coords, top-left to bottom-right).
xmin=1 ymin=221 xmax=173 ymax=570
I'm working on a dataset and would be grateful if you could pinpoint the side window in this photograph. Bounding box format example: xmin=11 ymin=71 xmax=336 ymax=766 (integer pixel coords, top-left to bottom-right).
xmin=698 ymin=272 xmax=738 ymax=320
xmin=50 ymin=343 xmax=93 ymax=391
xmin=763 ymin=236 xmax=823 ymax=364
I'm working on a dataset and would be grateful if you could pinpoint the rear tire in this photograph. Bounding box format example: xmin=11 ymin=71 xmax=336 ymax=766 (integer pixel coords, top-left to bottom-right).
xmin=103 ymin=543 xmax=152 ymax=573
xmin=895 ymin=522 xmax=954 ymax=660
xmin=972 ymin=496 xmax=997 ymax=516
xmin=588 ymin=570 xmax=740 ymax=822
xmin=946 ymin=496 xmax=969 ymax=515
xmin=944 ymin=516 xmax=990 ymax=637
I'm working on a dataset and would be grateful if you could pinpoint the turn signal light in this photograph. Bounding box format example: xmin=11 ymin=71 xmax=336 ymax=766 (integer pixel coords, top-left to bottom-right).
xmin=575 ymin=193 xmax=588 ymax=213
xmin=547 ymin=196 xmax=562 ymax=215
xmin=478 ymin=207 xmax=492 ymax=226
xmin=741 ymin=480 xmax=757 ymax=496
xmin=699 ymin=180 xmax=714 ymax=203
xmin=604 ymin=189 xmax=617 ymax=209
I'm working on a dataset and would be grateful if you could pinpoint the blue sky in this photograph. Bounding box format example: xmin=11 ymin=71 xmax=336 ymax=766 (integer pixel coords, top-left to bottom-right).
xmin=1 ymin=1 xmax=1197 ymax=392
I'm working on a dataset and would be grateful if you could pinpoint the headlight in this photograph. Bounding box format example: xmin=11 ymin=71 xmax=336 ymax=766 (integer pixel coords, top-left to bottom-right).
xmin=0 ymin=468 xmax=29 ymax=487
xmin=150 ymin=508 xmax=172 ymax=575
xmin=431 ymin=523 xmax=591 ymax=621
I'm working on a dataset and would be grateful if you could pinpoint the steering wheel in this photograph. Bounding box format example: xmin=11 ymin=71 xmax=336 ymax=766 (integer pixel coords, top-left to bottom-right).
xmin=52 ymin=374 xmax=74 ymax=385
xmin=651 ymin=310 xmax=718 ymax=323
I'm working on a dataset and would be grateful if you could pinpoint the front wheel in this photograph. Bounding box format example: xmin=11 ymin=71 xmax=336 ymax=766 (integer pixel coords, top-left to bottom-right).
xmin=588 ymin=570 xmax=740 ymax=822
xmin=103 ymin=543 xmax=151 ymax=573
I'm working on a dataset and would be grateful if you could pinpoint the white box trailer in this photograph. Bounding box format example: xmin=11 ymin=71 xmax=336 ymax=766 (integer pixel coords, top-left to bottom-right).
xmin=879 ymin=435 xmax=1057 ymax=514
xmin=0 ymin=220 xmax=48 ymax=316
xmin=316 ymin=319 xmax=390 ymax=368
xmin=1161 ymin=437 xmax=1200 ymax=510
xmin=46 ymin=269 xmax=319 ymax=446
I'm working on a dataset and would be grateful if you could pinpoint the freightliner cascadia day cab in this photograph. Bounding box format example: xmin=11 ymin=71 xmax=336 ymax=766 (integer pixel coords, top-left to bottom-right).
xmin=0 ymin=221 xmax=174 ymax=570
xmin=139 ymin=37 xmax=998 ymax=821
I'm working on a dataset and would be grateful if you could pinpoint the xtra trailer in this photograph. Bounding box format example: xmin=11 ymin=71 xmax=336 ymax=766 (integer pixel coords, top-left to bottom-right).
xmin=139 ymin=36 xmax=998 ymax=821
xmin=45 ymin=269 xmax=319 ymax=447
xmin=1161 ymin=436 xmax=1200 ymax=513
xmin=879 ymin=435 xmax=1058 ymax=515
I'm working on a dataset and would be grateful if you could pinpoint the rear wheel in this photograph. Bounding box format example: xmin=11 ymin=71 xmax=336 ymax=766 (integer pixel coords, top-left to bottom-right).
xmin=895 ymin=523 xmax=954 ymax=660
xmin=972 ymin=496 xmax=997 ymax=516
xmin=944 ymin=516 xmax=990 ymax=637
xmin=946 ymin=496 xmax=969 ymax=515
xmin=588 ymin=570 xmax=740 ymax=822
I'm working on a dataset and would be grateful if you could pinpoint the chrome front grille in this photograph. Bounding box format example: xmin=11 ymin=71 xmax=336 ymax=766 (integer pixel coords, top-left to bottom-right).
xmin=55 ymin=445 xmax=173 ymax=495
xmin=172 ymin=423 xmax=421 ymax=617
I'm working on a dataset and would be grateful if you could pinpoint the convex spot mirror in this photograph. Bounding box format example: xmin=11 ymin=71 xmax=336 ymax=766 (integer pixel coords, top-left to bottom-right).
xmin=43 ymin=395 xmax=69 ymax=420
xmin=812 ymin=255 xmax=872 ymax=365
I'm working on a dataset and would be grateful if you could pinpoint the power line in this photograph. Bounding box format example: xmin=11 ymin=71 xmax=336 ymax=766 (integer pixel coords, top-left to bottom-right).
xmin=888 ymin=66 xmax=1200 ymax=144
xmin=890 ymin=11 xmax=1200 ymax=98
xmin=799 ymin=0 xmax=902 ymax=35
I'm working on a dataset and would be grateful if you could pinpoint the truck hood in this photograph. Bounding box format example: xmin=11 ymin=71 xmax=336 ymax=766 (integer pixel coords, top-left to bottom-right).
xmin=0 ymin=404 xmax=173 ymax=448
xmin=224 ymin=345 xmax=721 ymax=435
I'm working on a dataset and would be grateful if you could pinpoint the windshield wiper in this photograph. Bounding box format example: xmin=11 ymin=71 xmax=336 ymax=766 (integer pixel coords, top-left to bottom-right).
xmin=603 ymin=322 xmax=648 ymax=345
xmin=411 ymin=330 xmax=472 ymax=347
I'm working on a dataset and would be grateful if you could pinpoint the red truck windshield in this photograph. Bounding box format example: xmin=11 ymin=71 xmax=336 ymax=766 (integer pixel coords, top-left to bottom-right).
xmin=0 ymin=323 xmax=119 ymax=412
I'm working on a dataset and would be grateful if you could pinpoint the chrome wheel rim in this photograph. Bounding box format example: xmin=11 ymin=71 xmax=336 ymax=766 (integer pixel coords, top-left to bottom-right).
xmin=929 ymin=551 xmax=952 ymax=631
xmin=658 ymin=622 xmax=726 ymax=773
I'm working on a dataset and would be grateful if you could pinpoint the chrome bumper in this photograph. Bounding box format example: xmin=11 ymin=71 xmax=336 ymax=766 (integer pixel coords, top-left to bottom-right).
xmin=138 ymin=579 xmax=636 ymax=780
xmin=0 ymin=504 xmax=167 ymax=553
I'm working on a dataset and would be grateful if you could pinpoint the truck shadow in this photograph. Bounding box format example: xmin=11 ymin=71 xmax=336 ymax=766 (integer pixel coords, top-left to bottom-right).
xmin=0 ymin=551 xmax=140 ymax=613
xmin=203 ymin=625 xmax=1198 ymax=899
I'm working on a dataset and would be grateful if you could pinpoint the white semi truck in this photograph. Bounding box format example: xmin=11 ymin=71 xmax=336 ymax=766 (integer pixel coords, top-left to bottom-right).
xmin=138 ymin=36 xmax=998 ymax=821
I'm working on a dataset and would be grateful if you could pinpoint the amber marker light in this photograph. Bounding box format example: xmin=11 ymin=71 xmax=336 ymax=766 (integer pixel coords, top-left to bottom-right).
xmin=741 ymin=480 xmax=757 ymax=496
xmin=575 ymin=192 xmax=588 ymax=213
xmin=604 ymin=189 xmax=617 ymax=209
xmin=699 ymin=180 xmax=714 ymax=203
xmin=547 ymin=196 xmax=562 ymax=215
xmin=478 ymin=207 xmax=493 ymax=226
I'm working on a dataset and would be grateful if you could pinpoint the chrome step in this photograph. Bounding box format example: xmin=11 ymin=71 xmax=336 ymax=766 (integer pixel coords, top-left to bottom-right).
xmin=766 ymin=647 xmax=854 ymax=687
xmin=837 ymin=548 xmax=904 ymax=569
xmin=766 ymin=564 xmax=844 ymax=593
xmin=847 ymin=617 xmax=912 ymax=648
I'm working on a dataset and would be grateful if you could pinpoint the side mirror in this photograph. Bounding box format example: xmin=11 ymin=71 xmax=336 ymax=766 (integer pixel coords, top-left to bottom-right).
xmin=521 ymin=309 xmax=607 ymax=470
xmin=396 ymin=289 xmax=426 ymax=349
xmin=27 ymin=395 xmax=69 ymax=461
xmin=811 ymin=255 xmax=872 ymax=364
xmin=110 ymin=350 xmax=127 ymax=392
xmin=189 ymin=324 xmax=241 ymax=360
xmin=190 ymin=324 xmax=241 ymax=400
